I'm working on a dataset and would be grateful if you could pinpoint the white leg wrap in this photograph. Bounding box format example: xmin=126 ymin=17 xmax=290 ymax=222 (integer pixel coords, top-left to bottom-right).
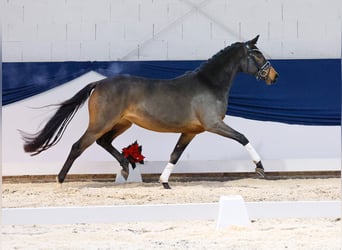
xmin=160 ymin=163 xmax=175 ymax=183
xmin=244 ymin=143 xmax=261 ymax=163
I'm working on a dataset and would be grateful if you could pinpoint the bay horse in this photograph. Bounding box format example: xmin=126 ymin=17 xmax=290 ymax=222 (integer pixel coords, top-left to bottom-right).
xmin=21 ymin=35 xmax=278 ymax=189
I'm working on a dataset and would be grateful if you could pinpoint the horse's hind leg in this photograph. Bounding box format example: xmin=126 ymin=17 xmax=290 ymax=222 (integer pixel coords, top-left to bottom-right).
xmin=57 ymin=131 xmax=98 ymax=183
xmin=160 ymin=133 xmax=196 ymax=189
xmin=96 ymin=120 xmax=132 ymax=180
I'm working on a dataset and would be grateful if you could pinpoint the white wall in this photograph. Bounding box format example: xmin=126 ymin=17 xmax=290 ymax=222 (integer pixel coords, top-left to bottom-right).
xmin=3 ymin=0 xmax=341 ymax=62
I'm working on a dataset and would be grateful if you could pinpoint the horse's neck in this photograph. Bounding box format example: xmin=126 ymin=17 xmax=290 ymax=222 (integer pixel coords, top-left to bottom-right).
xmin=197 ymin=60 xmax=240 ymax=90
xmin=198 ymin=45 xmax=244 ymax=87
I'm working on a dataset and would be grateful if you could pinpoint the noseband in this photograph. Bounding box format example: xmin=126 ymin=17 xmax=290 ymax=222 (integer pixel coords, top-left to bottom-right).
xmin=256 ymin=61 xmax=271 ymax=81
xmin=246 ymin=45 xmax=272 ymax=81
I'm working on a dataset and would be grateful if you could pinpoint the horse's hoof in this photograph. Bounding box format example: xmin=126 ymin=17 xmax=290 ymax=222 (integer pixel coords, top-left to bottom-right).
xmin=121 ymin=169 xmax=129 ymax=180
xmin=255 ymin=167 xmax=265 ymax=178
xmin=56 ymin=175 xmax=64 ymax=184
xmin=56 ymin=176 xmax=64 ymax=188
xmin=161 ymin=182 xmax=171 ymax=189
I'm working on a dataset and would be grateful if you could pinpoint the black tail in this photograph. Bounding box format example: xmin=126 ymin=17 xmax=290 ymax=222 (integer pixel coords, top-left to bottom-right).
xmin=20 ymin=82 xmax=98 ymax=155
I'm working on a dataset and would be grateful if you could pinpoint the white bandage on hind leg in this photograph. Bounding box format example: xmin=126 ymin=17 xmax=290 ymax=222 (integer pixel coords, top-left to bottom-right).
xmin=160 ymin=163 xmax=175 ymax=183
xmin=244 ymin=143 xmax=261 ymax=163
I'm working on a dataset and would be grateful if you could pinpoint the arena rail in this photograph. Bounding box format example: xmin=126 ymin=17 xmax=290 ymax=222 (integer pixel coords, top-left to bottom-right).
xmin=3 ymin=200 xmax=340 ymax=225
xmin=3 ymin=158 xmax=340 ymax=177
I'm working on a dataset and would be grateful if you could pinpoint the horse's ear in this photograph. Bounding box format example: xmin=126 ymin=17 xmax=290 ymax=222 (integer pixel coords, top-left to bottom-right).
xmin=250 ymin=35 xmax=260 ymax=44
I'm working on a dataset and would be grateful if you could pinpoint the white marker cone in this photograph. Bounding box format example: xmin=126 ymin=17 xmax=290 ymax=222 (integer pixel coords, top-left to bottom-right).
xmin=115 ymin=165 xmax=142 ymax=183
xmin=216 ymin=195 xmax=250 ymax=229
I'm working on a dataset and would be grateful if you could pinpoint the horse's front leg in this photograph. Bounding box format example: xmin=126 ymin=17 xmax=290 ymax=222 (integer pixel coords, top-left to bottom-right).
xmin=160 ymin=133 xmax=196 ymax=189
xmin=205 ymin=120 xmax=265 ymax=178
xmin=244 ymin=142 xmax=265 ymax=177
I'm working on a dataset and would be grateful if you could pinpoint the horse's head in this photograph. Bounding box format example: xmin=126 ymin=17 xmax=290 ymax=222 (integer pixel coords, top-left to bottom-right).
xmin=242 ymin=35 xmax=278 ymax=85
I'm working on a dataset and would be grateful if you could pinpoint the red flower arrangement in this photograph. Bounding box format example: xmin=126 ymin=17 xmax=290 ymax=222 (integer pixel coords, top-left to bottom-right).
xmin=122 ymin=141 xmax=145 ymax=169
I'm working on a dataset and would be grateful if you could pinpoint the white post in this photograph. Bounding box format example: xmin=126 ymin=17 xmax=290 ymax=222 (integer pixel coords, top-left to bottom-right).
xmin=216 ymin=195 xmax=250 ymax=229
xmin=115 ymin=165 xmax=142 ymax=183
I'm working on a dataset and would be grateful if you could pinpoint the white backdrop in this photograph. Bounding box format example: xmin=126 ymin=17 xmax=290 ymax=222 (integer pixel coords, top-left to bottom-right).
xmin=3 ymin=71 xmax=340 ymax=176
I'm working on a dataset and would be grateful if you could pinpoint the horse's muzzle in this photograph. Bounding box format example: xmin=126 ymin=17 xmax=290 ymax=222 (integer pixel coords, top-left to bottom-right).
xmin=266 ymin=67 xmax=278 ymax=85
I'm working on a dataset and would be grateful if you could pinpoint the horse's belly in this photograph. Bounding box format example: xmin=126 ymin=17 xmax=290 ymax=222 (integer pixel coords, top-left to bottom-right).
xmin=125 ymin=114 xmax=204 ymax=134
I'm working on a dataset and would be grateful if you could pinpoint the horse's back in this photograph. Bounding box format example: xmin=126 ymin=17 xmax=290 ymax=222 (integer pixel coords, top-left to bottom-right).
xmin=87 ymin=74 xmax=206 ymax=133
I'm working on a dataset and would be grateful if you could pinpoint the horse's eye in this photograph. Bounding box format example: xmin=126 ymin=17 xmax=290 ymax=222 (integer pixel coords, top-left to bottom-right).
xmin=253 ymin=52 xmax=263 ymax=59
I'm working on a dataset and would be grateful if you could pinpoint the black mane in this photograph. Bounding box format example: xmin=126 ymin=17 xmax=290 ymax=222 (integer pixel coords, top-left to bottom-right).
xmin=197 ymin=42 xmax=243 ymax=72
xmin=195 ymin=42 xmax=245 ymax=85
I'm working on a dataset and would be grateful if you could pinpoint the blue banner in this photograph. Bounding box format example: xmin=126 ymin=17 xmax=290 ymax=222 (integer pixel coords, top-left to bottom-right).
xmin=2 ymin=59 xmax=341 ymax=125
